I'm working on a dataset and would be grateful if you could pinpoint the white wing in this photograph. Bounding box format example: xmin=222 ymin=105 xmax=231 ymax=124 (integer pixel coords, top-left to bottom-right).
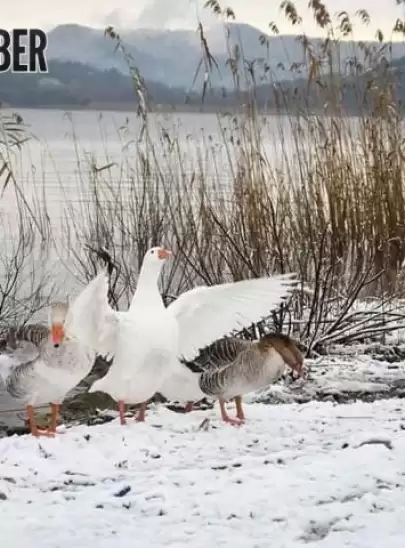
xmin=64 ymin=270 xmax=120 ymax=358
xmin=167 ymin=273 xmax=297 ymax=362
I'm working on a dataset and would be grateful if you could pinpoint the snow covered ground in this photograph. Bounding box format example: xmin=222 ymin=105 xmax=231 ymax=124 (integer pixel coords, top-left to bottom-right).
xmin=1 ymin=400 xmax=405 ymax=547
xmin=249 ymin=350 xmax=405 ymax=405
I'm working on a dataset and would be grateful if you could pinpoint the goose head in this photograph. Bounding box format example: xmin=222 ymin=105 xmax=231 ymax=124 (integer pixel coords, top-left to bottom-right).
xmin=258 ymin=332 xmax=304 ymax=378
xmin=139 ymin=246 xmax=172 ymax=280
xmin=49 ymin=301 xmax=69 ymax=348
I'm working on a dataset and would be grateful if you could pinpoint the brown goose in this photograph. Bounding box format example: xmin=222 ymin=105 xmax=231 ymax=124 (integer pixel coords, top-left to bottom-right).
xmin=160 ymin=333 xmax=304 ymax=425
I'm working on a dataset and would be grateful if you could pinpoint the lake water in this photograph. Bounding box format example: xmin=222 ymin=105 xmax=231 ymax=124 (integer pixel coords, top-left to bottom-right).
xmin=0 ymin=107 xmax=302 ymax=294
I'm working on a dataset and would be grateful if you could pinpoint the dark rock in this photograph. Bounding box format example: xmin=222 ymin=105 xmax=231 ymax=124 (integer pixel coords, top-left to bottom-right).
xmin=197 ymin=418 xmax=211 ymax=431
xmin=63 ymin=478 xmax=96 ymax=487
xmin=357 ymin=438 xmax=393 ymax=450
xmin=114 ymin=485 xmax=131 ymax=498
xmin=363 ymin=344 xmax=405 ymax=363
xmin=62 ymin=391 xmax=116 ymax=423
xmin=1 ymin=477 xmax=16 ymax=484
xmin=164 ymin=398 xmax=214 ymax=413
xmin=38 ymin=444 xmax=52 ymax=459
xmin=0 ymin=491 xmax=7 ymax=500
xmin=4 ymin=426 xmax=31 ymax=436
xmin=86 ymin=415 xmax=115 ymax=426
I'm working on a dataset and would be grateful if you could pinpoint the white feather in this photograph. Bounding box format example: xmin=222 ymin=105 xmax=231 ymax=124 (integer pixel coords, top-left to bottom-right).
xmin=159 ymin=364 xmax=204 ymax=403
xmin=88 ymin=247 xmax=179 ymax=404
xmin=89 ymin=311 xmax=178 ymax=402
xmin=167 ymin=273 xmax=297 ymax=362
xmin=64 ymin=270 xmax=121 ymax=359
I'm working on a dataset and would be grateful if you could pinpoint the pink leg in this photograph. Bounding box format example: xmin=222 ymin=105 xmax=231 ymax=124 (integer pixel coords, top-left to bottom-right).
xmin=118 ymin=400 xmax=126 ymax=425
xmin=48 ymin=402 xmax=60 ymax=434
xmin=25 ymin=405 xmax=55 ymax=437
xmin=135 ymin=402 xmax=147 ymax=422
xmin=184 ymin=401 xmax=194 ymax=413
xmin=234 ymin=396 xmax=245 ymax=422
xmin=219 ymin=398 xmax=244 ymax=426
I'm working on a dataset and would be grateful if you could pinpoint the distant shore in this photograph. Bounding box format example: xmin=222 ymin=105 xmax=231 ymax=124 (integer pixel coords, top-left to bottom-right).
xmin=0 ymin=102 xmax=260 ymax=114
xmin=0 ymin=102 xmax=362 ymax=117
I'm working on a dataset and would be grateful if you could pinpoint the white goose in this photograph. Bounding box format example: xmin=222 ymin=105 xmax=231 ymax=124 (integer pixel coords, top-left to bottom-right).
xmin=89 ymin=246 xmax=298 ymax=424
xmin=0 ymin=271 xmax=111 ymax=436
xmin=160 ymin=332 xmax=304 ymax=425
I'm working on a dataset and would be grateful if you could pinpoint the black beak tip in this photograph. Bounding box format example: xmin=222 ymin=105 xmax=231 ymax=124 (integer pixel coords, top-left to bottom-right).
xmin=54 ymin=343 xmax=59 ymax=348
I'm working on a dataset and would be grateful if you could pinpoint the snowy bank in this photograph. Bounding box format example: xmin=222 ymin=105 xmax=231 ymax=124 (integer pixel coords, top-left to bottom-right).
xmin=251 ymin=350 xmax=405 ymax=405
xmin=1 ymin=401 xmax=405 ymax=547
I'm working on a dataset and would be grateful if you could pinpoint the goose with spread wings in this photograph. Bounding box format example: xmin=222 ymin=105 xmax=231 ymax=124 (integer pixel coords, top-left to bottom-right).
xmin=89 ymin=246 xmax=298 ymax=424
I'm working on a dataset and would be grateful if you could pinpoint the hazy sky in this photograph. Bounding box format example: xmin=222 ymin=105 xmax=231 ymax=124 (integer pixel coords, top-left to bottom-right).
xmin=2 ymin=0 xmax=405 ymax=39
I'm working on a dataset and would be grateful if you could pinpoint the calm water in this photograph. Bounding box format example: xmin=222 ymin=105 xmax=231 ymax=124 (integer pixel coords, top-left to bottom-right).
xmin=0 ymin=107 xmax=300 ymax=295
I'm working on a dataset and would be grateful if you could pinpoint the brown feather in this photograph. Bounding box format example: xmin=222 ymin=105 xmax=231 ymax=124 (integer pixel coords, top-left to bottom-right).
xmin=256 ymin=332 xmax=303 ymax=371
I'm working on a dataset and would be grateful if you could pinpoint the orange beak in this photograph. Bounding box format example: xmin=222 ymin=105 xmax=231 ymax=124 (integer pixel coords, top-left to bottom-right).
xmin=51 ymin=323 xmax=65 ymax=346
xmin=157 ymin=248 xmax=172 ymax=260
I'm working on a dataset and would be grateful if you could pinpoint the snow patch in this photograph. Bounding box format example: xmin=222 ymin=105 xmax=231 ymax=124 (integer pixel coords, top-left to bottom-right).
xmin=1 ymin=401 xmax=405 ymax=546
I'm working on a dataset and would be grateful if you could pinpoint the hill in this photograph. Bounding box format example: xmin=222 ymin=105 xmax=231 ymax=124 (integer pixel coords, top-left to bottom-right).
xmin=0 ymin=55 xmax=403 ymax=113
xmin=0 ymin=60 xmax=194 ymax=109
xmin=45 ymin=22 xmax=405 ymax=89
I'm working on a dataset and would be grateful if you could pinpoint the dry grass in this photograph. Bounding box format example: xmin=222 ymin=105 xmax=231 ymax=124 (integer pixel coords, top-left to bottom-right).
xmin=0 ymin=112 xmax=53 ymax=328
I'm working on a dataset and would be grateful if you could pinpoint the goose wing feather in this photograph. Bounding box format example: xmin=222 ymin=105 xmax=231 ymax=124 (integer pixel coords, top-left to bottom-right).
xmin=64 ymin=270 xmax=120 ymax=359
xmin=168 ymin=273 xmax=297 ymax=362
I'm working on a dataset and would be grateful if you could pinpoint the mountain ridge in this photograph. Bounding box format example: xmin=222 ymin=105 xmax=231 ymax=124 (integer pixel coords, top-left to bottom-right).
xmin=44 ymin=22 xmax=405 ymax=89
xmin=1 ymin=55 xmax=404 ymax=114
